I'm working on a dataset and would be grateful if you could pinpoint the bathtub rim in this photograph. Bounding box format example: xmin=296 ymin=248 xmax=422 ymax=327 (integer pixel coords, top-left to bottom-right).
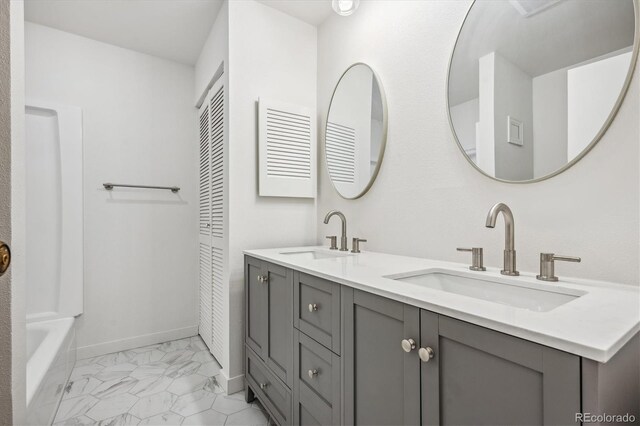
xmin=26 ymin=316 xmax=75 ymax=407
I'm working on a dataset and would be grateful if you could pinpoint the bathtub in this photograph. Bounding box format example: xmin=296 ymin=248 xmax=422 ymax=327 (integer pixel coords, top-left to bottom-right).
xmin=26 ymin=317 xmax=76 ymax=426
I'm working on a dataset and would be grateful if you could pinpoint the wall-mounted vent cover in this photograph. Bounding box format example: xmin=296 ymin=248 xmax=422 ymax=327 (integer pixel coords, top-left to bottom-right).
xmin=325 ymin=121 xmax=356 ymax=184
xmin=259 ymin=98 xmax=316 ymax=198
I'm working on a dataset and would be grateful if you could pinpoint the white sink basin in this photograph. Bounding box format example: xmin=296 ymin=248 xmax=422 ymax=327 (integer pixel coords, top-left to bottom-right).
xmin=280 ymin=250 xmax=352 ymax=260
xmin=386 ymin=270 xmax=586 ymax=312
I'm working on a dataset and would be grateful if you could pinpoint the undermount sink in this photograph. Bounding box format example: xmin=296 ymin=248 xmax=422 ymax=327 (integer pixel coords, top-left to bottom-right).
xmin=386 ymin=270 xmax=586 ymax=312
xmin=280 ymin=250 xmax=352 ymax=260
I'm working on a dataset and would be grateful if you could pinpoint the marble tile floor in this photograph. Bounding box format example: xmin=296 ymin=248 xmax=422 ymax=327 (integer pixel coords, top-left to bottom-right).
xmin=54 ymin=336 xmax=270 ymax=426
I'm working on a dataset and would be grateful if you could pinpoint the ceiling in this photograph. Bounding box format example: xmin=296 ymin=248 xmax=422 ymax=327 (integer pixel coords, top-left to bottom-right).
xmin=24 ymin=0 xmax=334 ymax=66
xmin=24 ymin=0 xmax=225 ymax=65
xmin=449 ymin=0 xmax=635 ymax=106
xmin=255 ymin=0 xmax=333 ymax=27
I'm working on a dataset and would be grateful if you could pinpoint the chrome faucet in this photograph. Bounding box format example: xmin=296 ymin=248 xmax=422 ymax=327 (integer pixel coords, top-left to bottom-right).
xmin=324 ymin=210 xmax=348 ymax=251
xmin=485 ymin=203 xmax=519 ymax=276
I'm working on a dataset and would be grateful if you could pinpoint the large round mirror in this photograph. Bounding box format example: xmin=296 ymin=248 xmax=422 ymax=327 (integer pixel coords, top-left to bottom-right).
xmin=325 ymin=63 xmax=387 ymax=199
xmin=448 ymin=0 xmax=638 ymax=183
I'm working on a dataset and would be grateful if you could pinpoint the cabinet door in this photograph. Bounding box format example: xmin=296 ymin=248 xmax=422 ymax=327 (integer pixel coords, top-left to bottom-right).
xmin=264 ymin=262 xmax=294 ymax=388
xmin=343 ymin=288 xmax=421 ymax=426
xmin=421 ymin=311 xmax=580 ymax=426
xmin=245 ymin=256 xmax=266 ymax=357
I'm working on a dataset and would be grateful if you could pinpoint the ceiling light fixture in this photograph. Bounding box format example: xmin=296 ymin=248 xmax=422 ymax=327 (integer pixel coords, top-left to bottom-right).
xmin=332 ymin=0 xmax=360 ymax=16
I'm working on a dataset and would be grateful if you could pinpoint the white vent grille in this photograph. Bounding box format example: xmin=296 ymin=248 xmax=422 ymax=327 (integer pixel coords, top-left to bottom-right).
xmin=199 ymin=105 xmax=210 ymax=236
xmin=211 ymin=247 xmax=224 ymax=361
xmin=199 ymin=242 xmax=212 ymax=349
xmin=210 ymin=86 xmax=224 ymax=239
xmin=259 ymin=99 xmax=316 ymax=198
xmin=325 ymin=121 xmax=356 ymax=184
xmin=265 ymin=109 xmax=311 ymax=179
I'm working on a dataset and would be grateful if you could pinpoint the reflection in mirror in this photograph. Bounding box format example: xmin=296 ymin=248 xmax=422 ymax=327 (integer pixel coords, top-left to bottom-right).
xmin=448 ymin=0 xmax=637 ymax=182
xmin=326 ymin=64 xmax=387 ymax=199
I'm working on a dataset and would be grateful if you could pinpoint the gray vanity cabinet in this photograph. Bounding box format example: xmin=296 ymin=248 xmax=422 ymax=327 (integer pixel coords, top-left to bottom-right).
xmin=420 ymin=311 xmax=580 ymax=426
xmin=244 ymin=256 xmax=294 ymax=388
xmin=245 ymin=256 xmax=630 ymax=426
xmin=342 ymin=288 xmax=421 ymax=426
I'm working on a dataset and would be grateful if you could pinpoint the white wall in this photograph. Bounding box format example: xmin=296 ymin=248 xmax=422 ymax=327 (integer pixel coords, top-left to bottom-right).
xmin=226 ymin=0 xmax=317 ymax=388
xmin=477 ymin=53 xmax=495 ymax=175
xmin=493 ymin=52 xmax=534 ymax=181
xmin=317 ymin=1 xmax=639 ymax=285
xmin=194 ymin=1 xmax=228 ymax=106
xmin=25 ymin=22 xmax=200 ymax=357
xmin=568 ymin=51 xmax=633 ymax=160
xmin=532 ymin=68 xmax=568 ymax=178
xmin=449 ymin=97 xmax=478 ymax=156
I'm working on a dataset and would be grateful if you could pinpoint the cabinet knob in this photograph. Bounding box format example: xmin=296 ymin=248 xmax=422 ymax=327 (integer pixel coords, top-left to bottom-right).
xmin=401 ymin=338 xmax=416 ymax=352
xmin=259 ymin=382 xmax=269 ymax=390
xmin=308 ymin=369 xmax=318 ymax=379
xmin=308 ymin=303 xmax=318 ymax=312
xmin=419 ymin=347 xmax=435 ymax=362
xmin=257 ymin=275 xmax=268 ymax=283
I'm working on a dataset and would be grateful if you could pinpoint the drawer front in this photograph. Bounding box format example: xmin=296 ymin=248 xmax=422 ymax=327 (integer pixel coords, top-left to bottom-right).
xmin=294 ymin=272 xmax=341 ymax=354
xmin=246 ymin=346 xmax=292 ymax=425
xmin=293 ymin=330 xmax=340 ymax=425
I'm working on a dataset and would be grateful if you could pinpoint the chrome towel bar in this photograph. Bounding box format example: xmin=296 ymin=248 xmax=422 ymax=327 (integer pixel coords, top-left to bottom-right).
xmin=103 ymin=183 xmax=180 ymax=193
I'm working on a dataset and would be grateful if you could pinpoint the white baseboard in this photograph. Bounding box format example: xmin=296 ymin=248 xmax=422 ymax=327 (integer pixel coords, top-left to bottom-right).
xmin=218 ymin=369 xmax=245 ymax=395
xmin=76 ymin=325 xmax=199 ymax=360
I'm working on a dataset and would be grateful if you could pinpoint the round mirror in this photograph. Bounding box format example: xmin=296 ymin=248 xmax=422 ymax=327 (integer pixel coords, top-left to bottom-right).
xmin=448 ymin=0 xmax=638 ymax=183
xmin=325 ymin=63 xmax=387 ymax=199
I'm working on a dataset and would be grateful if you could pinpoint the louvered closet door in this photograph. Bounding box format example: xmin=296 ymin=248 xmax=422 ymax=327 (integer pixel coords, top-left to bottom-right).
xmin=198 ymin=90 xmax=213 ymax=351
xmin=208 ymin=80 xmax=225 ymax=364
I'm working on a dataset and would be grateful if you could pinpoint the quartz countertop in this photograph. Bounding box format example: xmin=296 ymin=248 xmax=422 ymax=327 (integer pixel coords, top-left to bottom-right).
xmin=244 ymin=246 xmax=640 ymax=363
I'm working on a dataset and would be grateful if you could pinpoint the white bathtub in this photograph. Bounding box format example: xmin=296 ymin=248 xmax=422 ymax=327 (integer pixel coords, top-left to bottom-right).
xmin=26 ymin=317 xmax=76 ymax=426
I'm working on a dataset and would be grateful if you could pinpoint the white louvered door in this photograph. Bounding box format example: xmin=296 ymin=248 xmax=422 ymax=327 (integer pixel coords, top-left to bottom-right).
xmin=208 ymin=82 xmax=225 ymax=363
xmin=198 ymin=92 xmax=213 ymax=351
xmin=198 ymin=77 xmax=226 ymax=364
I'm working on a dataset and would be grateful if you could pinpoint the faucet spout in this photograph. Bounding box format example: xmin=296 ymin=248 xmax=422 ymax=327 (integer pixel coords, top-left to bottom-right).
xmin=324 ymin=210 xmax=348 ymax=251
xmin=485 ymin=203 xmax=518 ymax=276
xmin=485 ymin=202 xmax=514 ymax=251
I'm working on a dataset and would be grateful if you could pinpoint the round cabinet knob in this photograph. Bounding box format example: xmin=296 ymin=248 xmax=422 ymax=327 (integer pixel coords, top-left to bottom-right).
xmin=419 ymin=347 xmax=435 ymax=362
xmin=259 ymin=382 xmax=269 ymax=390
xmin=308 ymin=369 xmax=318 ymax=379
xmin=257 ymin=275 xmax=268 ymax=283
xmin=308 ymin=303 xmax=318 ymax=312
xmin=401 ymin=338 xmax=416 ymax=352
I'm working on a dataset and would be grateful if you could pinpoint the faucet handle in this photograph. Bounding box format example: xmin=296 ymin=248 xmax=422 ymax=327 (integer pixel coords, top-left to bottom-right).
xmin=351 ymin=238 xmax=367 ymax=253
xmin=537 ymin=253 xmax=581 ymax=282
xmin=456 ymin=248 xmax=486 ymax=271
xmin=326 ymin=236 xmax=338 ymax=250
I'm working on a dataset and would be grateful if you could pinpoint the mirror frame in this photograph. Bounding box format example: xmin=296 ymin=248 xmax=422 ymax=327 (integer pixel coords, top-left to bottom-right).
xmin=325 ymin=62 xmax=389 ymax=199
xmin=446 ymin=0 xmax=640 ymax=184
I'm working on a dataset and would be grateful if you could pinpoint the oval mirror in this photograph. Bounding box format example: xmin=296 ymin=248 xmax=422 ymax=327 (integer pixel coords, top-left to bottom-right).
xmin=325 ymin=63 xmax=387 ymax=199
xmin=448 ymin=0 xmax=638 ymax=183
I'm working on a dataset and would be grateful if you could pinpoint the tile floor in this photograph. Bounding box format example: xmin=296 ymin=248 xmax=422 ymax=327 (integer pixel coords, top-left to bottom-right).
xmin=54 ymin=336 xmax=270 ymax=426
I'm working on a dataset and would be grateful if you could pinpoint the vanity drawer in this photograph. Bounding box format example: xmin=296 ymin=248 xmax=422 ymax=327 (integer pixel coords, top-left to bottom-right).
xmin=293 ymin=330 xmax=341 ymax=425
xmin=246 ymin=346 xmax=292 ymax=425
xmin=293 ymin=272 xmax=341 ymax=354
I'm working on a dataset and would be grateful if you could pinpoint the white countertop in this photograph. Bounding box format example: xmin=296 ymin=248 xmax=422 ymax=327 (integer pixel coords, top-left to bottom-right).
xmin=244 ymin=246 xmax=640 ymax=363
